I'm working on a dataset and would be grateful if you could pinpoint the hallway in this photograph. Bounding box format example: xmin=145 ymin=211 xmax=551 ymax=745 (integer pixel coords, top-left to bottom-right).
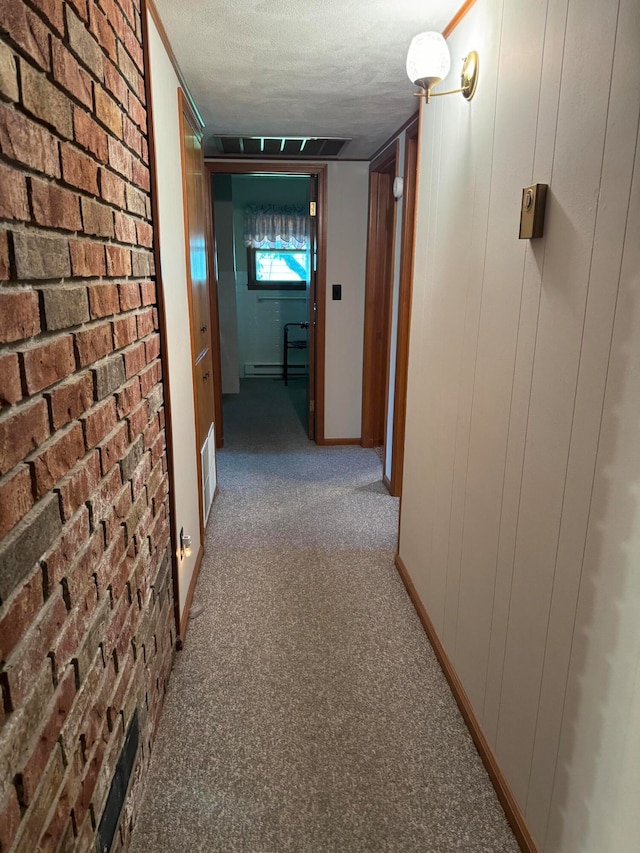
xmin=129 ymin=381 xmax=517 ymax=852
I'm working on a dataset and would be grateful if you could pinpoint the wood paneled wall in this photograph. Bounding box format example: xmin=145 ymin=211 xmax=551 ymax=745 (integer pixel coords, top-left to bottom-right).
xmin=399 ymin=0 xmax=640 ymax=849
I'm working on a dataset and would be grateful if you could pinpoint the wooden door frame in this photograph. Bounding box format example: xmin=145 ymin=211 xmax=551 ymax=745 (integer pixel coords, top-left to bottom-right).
xmin=361 ymin=143 xmax=399 ymax=449
xmin=389 ymin=116 xmax=420 ymax=497
xmin=204 ymin=160 xmax=328 ymax=444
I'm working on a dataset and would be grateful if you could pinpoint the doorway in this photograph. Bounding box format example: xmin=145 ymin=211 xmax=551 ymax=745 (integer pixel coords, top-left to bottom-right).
xmin=205 ymin=162 xmax=327 ymax=445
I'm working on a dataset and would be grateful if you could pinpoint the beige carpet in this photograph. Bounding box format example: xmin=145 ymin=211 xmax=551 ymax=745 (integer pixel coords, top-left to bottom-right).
xmin=129 ymin=379 xmax=518 ymax=852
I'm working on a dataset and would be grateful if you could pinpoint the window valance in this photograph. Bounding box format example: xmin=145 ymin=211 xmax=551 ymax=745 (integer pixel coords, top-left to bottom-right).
xmin=243 ymin=205 xmax=309 ymax=250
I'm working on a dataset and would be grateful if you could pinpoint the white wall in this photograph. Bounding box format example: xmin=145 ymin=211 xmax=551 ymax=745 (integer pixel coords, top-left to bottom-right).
xmin=399 ymin=0 xmax=640 ymax=850
xmin=324 ymin=161 xmax=370 ymax=439
xmin=147 ymin=15 xmax=202 ymax=620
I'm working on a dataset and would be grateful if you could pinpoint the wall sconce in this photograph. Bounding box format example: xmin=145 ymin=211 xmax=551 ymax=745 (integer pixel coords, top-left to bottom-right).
xmin=406 ymin=31 xmax=479 ymax=104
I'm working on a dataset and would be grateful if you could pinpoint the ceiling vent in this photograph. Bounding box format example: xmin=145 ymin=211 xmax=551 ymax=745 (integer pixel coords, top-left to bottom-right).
xmin=209 ymin=136 xmax=351 ymax=158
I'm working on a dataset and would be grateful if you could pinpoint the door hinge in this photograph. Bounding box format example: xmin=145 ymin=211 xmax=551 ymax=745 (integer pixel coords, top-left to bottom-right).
xmin=309 ymin=399 xmax=315 ymax=412
xmin=309 ymin=201 xmax=316 ymax=217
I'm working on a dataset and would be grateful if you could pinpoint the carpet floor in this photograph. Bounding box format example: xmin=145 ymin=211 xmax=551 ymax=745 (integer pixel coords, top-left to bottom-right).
xmin=129 ymin=379 xmax=518 ymax=852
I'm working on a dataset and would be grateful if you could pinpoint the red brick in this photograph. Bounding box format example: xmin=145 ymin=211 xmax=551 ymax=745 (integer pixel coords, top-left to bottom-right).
xmin=61 ymin=144 xmax=99 ymax=195
xmin=4 ymin=591 xmax=67 ymax=707
xmin=1 ymin=2 xmax=51 ymax=71
xmin=82 ymin=397 xmax=117 ymax=448
xmin=112 ymin=313 xmax=137 ymax=349
xmin=51 ymin=40 xmax=93 ymax=109
xmin=139 ymin=361 xmax=159 ymax=397
xmin=145 ymin=333 xmax=160 ymax=364
xmin=0 ymin=465 xmax=33 ymax=537
xmin=73 ymin=107 xmax=108 ymax=163
xmin=0 ymin=162 xmax=29 ymax=220
xmin=107 ymin=136 xmax=132 ymax=179
xmin=95 ymin=85 xmax=122 ymax=136
xmin=139 ymin=280 xmax=155 ymax=307
xmin=118 ymin=281 xmax=140 ymax=310
xmin=135 ymin=220 xmax=152 ymax=248
xmin=0 ymin=102 xmax=60 ymax=178
xmin=0 ymin=788 xmax=21 ymax=853
xmin=67 ymin=0 xmax=88 ymax=21
xmin=88 ymin=282 xmax=118 ymax=318
xmin=114 ymin=211 xmax=136 ymax=244
xmin=141 ymin=134 xmax=149 ymax=165
xmin=105 ymin=244 xmax=131 ymax=277
xmin=47 ymin=371 xmax=94 ymax=429
xmin=30 ymin=422 xmax=85 ymax=497
xmin=56 ymin=448 xmax=100 ymax=521
xmin=70 ymin=240 xmax=106 ymax=278
xmin=29 ymin=0 xmax=65 ymax=33
xmin=51 ymin=580 xmax=97 ymax=682
xmin=131 ymin=158 xmax=150 ymax=192
xmin=74 ymin=321 xmax=113 ymax=367
xmin=30 ymin=178 xmax=82 ymax=231
xmin=123 ymin=24 xmax=143 ymax=72
xmin=66 ymin=5 xmax=103 ymax=80
xmin=21 ymin=667 xmax=76 ymax=806
xmin=19 ymin=58 xmax=72 ymax=138
xmin=81 ymin=196 xmax=113 ymax=237
xmin=42 ymin=504 xmax=91 ymax=588
xmin=21 ymin=335 xmax=76 ymax=394
xmin=127 ymin=92 xmax=146 ymax=133
xmin=99 ymin=167 xmax=126 ymax=207
xmin=123 ymin=341 xmax=144 ymax=378
xmin=0 ymin=569 xmax=43 ymax=661
xmin=0 ymin=352 xmax=22 ymax=406
xmin=103 ymin=59 xmax=128 ymax=106
xmin=88 ymin=460 xmax=121 ymax=523
xmin=0 ymin=230 xmax=9 ymax=280
xmin=89 ymin=2 xmax=116 ymax=60
xmin=99 ymin=420 xmax=128 ymax=474
xmin=127 ymin=400 xmax=147 ymax=442
xmin=0 ymin=397 xmax=50 ymax=475
xmin=136 ymin=308 xmax=154 ymax=339
xmin=0 ymin=289 xmax=40 ymax=343
xmin=122 ymin=114 xmax=142 ymax=157
xmin=115 ymin=377 xmax=140 ymax=418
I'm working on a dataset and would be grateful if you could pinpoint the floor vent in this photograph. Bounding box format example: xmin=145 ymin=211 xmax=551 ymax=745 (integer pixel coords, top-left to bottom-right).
xmin=209 ymin=136 xmax=351 ymax=158
xmin=96 ymin=710 xmax=139 ymax=853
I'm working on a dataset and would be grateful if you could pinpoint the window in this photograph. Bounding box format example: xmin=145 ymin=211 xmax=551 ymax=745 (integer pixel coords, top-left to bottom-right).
xmin=247 ymin=248 xmax=309 ymax=290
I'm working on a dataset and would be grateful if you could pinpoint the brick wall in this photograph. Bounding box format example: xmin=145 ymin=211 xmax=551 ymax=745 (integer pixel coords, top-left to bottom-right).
xmin=0 ymin=1 xmax=175 ymax=850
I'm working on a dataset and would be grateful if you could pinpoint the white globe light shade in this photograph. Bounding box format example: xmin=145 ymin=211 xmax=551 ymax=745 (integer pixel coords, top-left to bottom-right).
xmin=406 ymin=31 xmax=451 ymax=90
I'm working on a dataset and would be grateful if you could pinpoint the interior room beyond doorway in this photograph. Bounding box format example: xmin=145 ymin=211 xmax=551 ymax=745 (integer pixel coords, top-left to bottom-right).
xmin=212 ymin=173 xmax=312 ymax=438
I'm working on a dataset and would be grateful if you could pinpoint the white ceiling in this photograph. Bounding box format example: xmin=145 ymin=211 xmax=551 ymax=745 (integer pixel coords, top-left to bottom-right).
xmin=153 ymin=0 xmax=460 ymax=159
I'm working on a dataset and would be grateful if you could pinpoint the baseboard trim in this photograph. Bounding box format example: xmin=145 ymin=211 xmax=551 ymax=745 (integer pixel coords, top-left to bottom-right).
xmin=383 ymin=474 xmax=392 ymax=493
xmin=394 ymin=553 xmax=538 ymax=853
xmin=316 ymin=437 xmax=361 ymax=446
xmin=176 ymin=544 xmax=204 ymax=649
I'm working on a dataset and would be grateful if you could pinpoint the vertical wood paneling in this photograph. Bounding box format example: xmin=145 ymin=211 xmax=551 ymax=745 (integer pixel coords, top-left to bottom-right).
xmin=495 ymin=0 xmax=620 ymax=804
xmin=526 ymin=0 xmax=640 ymax=840
xmin=452 ymin=0 xmax=548 ymax=711
xmin=482 ymin=0 xmax=571 ymax=746
xmin=399 ymin=0 xmax=640 ymax=847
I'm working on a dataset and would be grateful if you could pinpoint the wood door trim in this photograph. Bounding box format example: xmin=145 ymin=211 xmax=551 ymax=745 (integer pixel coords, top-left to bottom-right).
xmin=442 ymin=0 xmax=479 ymax=38
xmin=204 ymin=160 xmax=328 ymax=444
xmin=177 ymin=86 xmax=205 ymax=542
xmin=203 ymin=166 xmax=224 ymax=448
xmin=368 ymin=111 xmax=420 ymax=166
xmin=361 ymin=142 xmax=398 ymax=449
xmin=394 ymin=553 xmax=538 ymax=853
xmin=140 ymin=0 xmax=181 ymax=640
xmin=146 ymin=0 xmax=205 ymax=130
xmin=389 ymin=116 xmax=419 ymax=497
xmin=177 ymin=543 xmax=204 ymax=647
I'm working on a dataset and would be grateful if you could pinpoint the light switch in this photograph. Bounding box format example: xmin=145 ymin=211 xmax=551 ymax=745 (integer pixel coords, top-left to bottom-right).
xmin=519 ymin=183 xmax=548 ymax=239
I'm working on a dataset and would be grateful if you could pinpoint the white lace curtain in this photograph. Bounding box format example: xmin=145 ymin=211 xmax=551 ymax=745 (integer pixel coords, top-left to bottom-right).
xmin=243 ymin=205 xmax=309 ymax=250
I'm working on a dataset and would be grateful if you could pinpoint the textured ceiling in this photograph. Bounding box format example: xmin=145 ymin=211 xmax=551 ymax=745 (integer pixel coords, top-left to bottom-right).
xmin=153 ymin=0 xmax=460 ymax=159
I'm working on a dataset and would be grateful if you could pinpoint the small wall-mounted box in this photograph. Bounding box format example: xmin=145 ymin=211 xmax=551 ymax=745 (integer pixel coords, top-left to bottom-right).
xmin=519 ymin=183 xmax=548 ymax=239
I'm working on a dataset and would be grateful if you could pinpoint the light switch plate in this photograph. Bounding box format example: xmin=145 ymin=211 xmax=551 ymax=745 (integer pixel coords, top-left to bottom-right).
xmin=519 ymin=183 xmax=548 ymax=239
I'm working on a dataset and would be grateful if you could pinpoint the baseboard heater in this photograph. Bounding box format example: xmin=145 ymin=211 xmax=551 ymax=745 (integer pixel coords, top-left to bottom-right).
xmin=96 ymin=710 xmax=139 ymax=852
xmin=243 ymin=363 xmax=308 ymax=377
